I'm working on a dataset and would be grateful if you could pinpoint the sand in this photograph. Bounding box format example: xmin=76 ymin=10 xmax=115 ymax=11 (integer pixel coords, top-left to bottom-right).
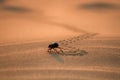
xmin=0 ymin=34 xmax=120 ymax=80
xmin=0 ymin=0 xmax=120 ymax=80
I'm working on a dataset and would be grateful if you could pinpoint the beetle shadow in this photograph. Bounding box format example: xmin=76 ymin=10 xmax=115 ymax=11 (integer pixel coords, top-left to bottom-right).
xmin=49 ymin=52 xmax=64 ymax=63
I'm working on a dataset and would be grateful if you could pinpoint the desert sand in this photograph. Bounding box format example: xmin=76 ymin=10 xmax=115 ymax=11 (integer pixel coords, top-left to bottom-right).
xmin=0 ymin=0 xmax=120 ymax=80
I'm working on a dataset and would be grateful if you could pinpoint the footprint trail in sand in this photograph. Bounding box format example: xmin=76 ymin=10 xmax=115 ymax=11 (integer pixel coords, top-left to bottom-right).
xmin=56 ymin=33 xmax=98 ymax=55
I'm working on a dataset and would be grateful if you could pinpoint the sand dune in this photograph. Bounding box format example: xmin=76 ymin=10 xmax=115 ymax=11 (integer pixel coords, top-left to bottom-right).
xmin=0 ymin=0 xmax=120 ymax=80
xmin=0 ymin=34 xmax=120 ymax=80
xmin=0 ymin=0 xmax=120 ymax=43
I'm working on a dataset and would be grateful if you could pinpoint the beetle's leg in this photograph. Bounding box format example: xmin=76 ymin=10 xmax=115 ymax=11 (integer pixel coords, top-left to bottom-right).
xmin=58 ymin=47 xmax=64 ymax=53
xmin=48 ymin=48 xmax=52 ymax=53
xmin=53 ymin=48 xmax=59 ymax=54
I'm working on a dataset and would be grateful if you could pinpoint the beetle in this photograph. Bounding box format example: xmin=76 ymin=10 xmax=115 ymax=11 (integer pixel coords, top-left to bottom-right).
xmin=48 ymin=42 xmax=63 ymax=54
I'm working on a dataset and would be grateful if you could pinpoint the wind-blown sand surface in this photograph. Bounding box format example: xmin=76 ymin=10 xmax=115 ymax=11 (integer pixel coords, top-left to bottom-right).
xmin=0 ymin=34 xmax=120 ymax=80
xmin=0 ymin=0 xmax=120 ymax=80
